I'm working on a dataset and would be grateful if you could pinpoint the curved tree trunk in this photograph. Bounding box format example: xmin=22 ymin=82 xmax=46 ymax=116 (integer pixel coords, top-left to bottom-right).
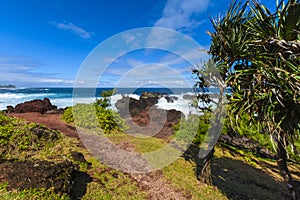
xmin=276 ymin=134 xmax=298 ymax=200
xmin=196 ymin=148 xmax=215 ymax=185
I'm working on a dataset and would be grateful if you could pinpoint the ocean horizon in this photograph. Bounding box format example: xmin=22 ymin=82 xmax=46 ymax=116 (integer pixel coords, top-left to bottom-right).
xmin=0 ymin=87 xmax=204 ymax=116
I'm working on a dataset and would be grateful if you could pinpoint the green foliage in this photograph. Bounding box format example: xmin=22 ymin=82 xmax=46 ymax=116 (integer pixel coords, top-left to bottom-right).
xmin=95 ymin=104 xmax=127 ymax=133
xmin=174 ymin=112 xmax=211 ymax=145
xmin=209 ymin=0 xmax=300 ymax=158
xmin=223 ymin=110 xmax=274 ymax=151
xmin=64 ymin=103 xmax=98 ymax=128
xmin=95 ymin=89 xmax=116 ymax=108
xmin=61 ymin=106 xmax=73 ymax=124
xmin=62 ymin=103 xmax=127 ymax=134
xmin=0 ymin=112 xmax=60 ymax=158
xmin=0 ymin=183 xmax=70 ymax=200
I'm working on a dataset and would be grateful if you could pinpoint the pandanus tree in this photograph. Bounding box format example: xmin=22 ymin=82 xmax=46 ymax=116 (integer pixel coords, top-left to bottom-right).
xmin=192 ymin=59 xmax=226 ymax=185
xmin=207 ymin=0 xmax=299 ymax=198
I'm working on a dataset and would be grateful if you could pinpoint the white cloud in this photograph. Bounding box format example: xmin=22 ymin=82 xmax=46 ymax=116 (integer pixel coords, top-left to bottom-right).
xmin=0 ymin=56 xmax=74 ymax=86
xmin=126 ymin=58 xmax=145 ymax=67
xmin=52 ymin=21 xmax=92 ymax=39
xmin=122 ymin=33 xmax=136 ymax=44
xmin=120 ymin=32 xmax=143 ymax=49
xmin=116 ymin=64 xmax=193 ymax=88
xmin=146 ymin=0 xmax=210 ymax=48
xmin=154 ymin=0 xmax=210 ymax=31
xmin=146 ymin=28 xmax=177 ymax=48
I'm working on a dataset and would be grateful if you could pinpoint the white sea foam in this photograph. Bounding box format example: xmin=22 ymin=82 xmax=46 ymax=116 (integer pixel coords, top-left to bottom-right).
xmin=155 ymin=94 xmax=201 ymax=117
xmin=107 ymin=93 xmax=201 ymax=117
xmin=0 ymin=93 xmax=50 ymax=99
xmin=0 ymin=93 xmax=57 ymax=110
xmin=0 ymin=90 xmax=208 ymax=118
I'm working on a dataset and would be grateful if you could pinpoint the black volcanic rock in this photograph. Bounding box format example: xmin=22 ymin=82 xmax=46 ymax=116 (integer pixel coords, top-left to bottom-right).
xmin=165 ymin=95 xmax=178 ymax=103
xmin=11 ymin=98 xmax=57 ymax=114
xmin=0 ymin=160 xmax=76 ymax=195
xmin=115 ymin=92 xmax=183 ymax=140
xmin=116 ymin=92 xmax=163 ymax=117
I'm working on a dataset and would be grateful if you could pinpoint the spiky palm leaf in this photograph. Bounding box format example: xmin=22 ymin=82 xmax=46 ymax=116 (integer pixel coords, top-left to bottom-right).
xmin=208 ymin=0 xmax=300 ymax=198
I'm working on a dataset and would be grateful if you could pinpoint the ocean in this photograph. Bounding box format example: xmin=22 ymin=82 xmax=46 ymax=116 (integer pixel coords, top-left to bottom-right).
xmin=0 ymin=87 xmax=202 ymax=116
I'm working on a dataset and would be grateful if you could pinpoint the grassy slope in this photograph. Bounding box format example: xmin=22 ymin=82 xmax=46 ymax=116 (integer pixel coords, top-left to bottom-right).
xmin=0 ymin=113 xmax=146 ymax=200
xmin=1 ymin=113 xmax=299 ymax=199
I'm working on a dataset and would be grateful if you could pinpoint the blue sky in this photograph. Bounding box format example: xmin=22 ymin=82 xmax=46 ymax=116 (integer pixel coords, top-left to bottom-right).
xmin=0 ymin=0 xmax=276 ymax=88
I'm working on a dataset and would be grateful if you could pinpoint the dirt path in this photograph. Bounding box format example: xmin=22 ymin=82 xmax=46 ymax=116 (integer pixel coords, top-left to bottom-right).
xmin=131 ymin=171 xmax=191 ymax=199
xmin=9 ymin=113 xmax=77 ymax=138
xmin=9 ymin=112 xmax=190 ymax=200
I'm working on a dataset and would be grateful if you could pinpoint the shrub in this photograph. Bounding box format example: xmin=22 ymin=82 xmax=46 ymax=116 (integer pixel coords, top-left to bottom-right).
xmin=224 ymin=111 xmax=274 ymax=152
xmin=174 ymin=112 xmax=211 ymax=145
xmin=62 ymin=103 xmax=127 ymax=134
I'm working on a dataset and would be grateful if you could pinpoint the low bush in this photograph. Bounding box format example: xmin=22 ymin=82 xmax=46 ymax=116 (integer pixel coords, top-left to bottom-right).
xmin=62 ymin=90 xmax=127 ymax=134
xmin=174 ymin=112 xmax=211 ymax=145
xmin=0 ymin=112 xmax=60 ymax=158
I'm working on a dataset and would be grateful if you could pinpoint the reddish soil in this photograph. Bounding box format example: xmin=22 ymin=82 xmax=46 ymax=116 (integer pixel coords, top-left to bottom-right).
xmin=9 ymin=112 xmax=190 ymax=199
xmin=8 ymin=112 xmax=84 ymax=148
xmin=9 ymin=113 xmax=76 ymax=137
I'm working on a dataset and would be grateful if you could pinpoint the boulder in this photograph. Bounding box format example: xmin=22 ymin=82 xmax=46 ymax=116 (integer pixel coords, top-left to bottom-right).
xmin=116 ymin=93 xmax=162 ymax=117
xmin=6 ymin=105 xmax=14 ymax=113
xmin=165 ymin=95 xmax=178 ymax=103
xmin=0 ymin=160 xmax=75 ymax=195
xmin=115 ymin=92 xmax=183 ymax=140
xmin=12 ymin=98 xmax=57 ymax=114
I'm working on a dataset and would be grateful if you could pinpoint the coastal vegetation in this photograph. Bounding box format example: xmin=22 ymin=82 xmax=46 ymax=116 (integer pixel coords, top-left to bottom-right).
xmin=0 ymin=0 xmax=299 ymax=199
xmin=1 ymin=97 xmax=299 ymax=199
xmin=191 ymin=0 xmax=300 ymax=198
xmin=62 ymin=90 xmax=127 ymax=133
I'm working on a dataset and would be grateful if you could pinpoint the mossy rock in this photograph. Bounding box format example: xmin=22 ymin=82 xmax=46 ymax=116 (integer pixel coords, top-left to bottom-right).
xmin=0 ymin=160 xmax=75 ymax=195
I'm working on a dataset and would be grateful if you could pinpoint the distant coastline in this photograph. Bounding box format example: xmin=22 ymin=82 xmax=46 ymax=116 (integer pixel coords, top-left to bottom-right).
xmin=0 ymin=84 xmax=16 ymax=89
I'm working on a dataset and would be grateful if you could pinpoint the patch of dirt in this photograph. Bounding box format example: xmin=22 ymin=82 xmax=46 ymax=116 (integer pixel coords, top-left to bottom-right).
xmin=116 ymin=139 xmax=191 ymax=199
xmin=10 ymin=112 xmax=190 ymax=199
xmin=130 ymin=171 xmax=191 ymax=200
xmin=8 ymin=112 xmax=84 ymax=148
xmin=117 ymin=140 xmax=136 ymax=152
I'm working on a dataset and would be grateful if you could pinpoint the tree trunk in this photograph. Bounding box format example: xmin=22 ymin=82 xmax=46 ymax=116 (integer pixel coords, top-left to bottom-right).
xmin=276 ymin=134 xmax=298 ymax=200
xmin=196 ymin=148 xmax=215 ymax=185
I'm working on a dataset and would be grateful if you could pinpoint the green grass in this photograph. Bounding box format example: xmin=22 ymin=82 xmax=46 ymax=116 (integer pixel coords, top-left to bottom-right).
xmin=82 ymin=157 xmax=147 ymax=200
xmin=105 ymin=132 xmax=227 ymax=199
xmin=106 ymin=133 xmax=166 ymax=153
xmin=162 ymin=157 xmax=228 ymax=200
xmin=0 ymin=183 xmax=70 ymax=200
xmin=2 ymin=111 xmax=299 ymax=199
xmin=0 ymin=113 xmax=146 ymax=200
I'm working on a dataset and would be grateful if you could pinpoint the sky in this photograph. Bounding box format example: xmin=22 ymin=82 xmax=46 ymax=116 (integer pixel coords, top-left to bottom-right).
xmin=0 ymin=0 xmax=277 ymax=88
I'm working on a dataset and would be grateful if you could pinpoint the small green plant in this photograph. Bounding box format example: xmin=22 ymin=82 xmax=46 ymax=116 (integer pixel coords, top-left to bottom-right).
xmin=0 ymin=112 xmax=60 ymax=159
xmin=95 ymin=89 xmax=116 ymax=108
xmin=224 ymin=111 xmax=274 ymax=152
xmin=174 ymin=112 xmax=211 ymax=145
xmin=62 ymin=90 xmax=127 ymax=134
xmin=61 ymin=106 xmax=73 ymax=124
